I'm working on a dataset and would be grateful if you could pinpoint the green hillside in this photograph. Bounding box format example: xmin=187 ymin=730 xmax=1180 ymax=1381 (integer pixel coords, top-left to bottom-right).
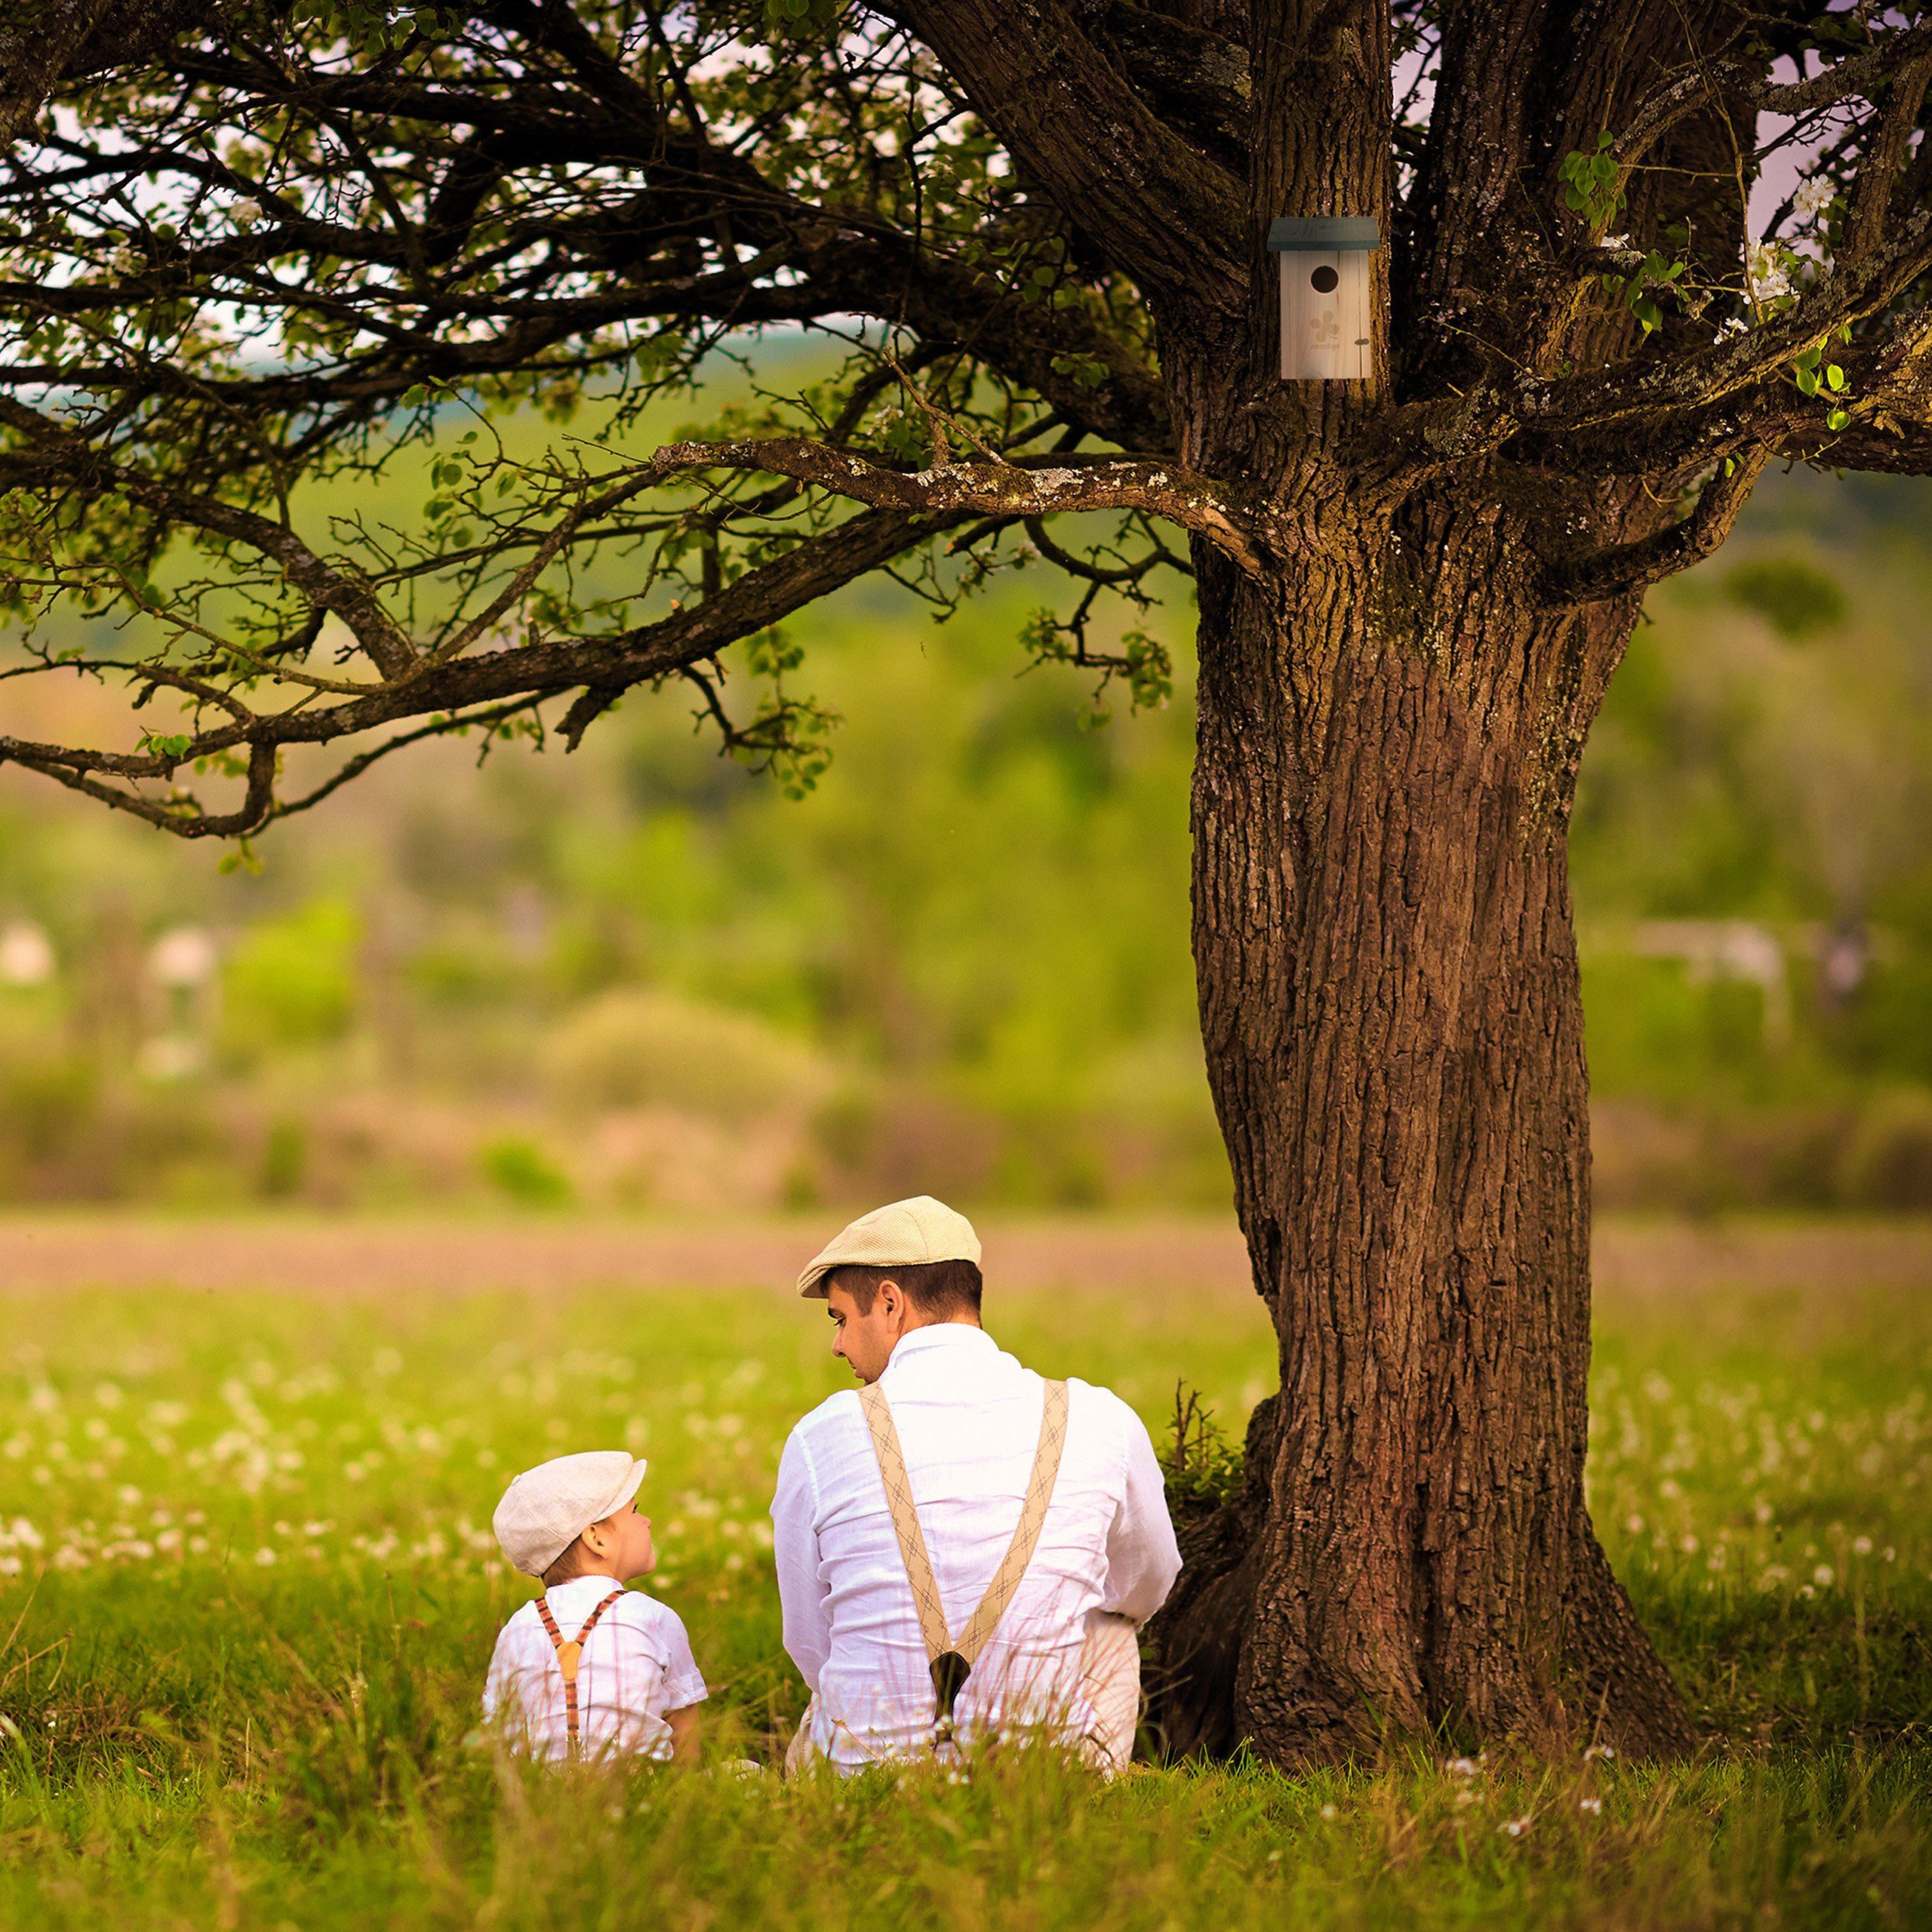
xmin=0 ymin=435 xmax=1927 ymax=1213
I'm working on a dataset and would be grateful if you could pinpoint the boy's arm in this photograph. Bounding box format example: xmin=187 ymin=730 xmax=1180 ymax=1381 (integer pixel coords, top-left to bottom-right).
xmin=481 ymin=1623 xmax=516 ymax=1723
xmin=664 ymin=1703 xmax=702 ymax=1766
xmin=771 ymin=1428 xmax=832 ymax=1690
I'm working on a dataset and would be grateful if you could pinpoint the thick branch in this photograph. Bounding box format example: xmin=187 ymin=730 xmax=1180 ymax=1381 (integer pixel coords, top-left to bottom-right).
xmin=882 ymin=0 xmax=1247 ymax=331
xmin=644 ymin=438 xmax=1265 ymax=575
xmin=1543 ymin=445 xmax=1769 ymax=604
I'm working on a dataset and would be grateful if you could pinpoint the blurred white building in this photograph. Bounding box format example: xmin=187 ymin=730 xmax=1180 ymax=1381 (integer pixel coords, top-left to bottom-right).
xmin=0 ymin=921 xmax=54 ymax=988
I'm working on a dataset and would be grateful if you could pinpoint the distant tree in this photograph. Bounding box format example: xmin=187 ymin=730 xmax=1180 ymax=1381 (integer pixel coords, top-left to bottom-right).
xmin=4 ymin=0 xmax=1930 ymax=1762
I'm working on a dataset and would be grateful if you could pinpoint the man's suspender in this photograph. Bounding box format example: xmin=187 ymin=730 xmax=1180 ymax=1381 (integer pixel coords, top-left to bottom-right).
xmin=534 ymin=1589 xmax=624 ymax=1759
xmin=860 ymin=1377 xmax=1069 ymax=1737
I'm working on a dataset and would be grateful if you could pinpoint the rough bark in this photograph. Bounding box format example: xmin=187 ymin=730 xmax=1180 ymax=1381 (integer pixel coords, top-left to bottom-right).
xmin=1145 ymin=478 xmax=1695 ymax=1764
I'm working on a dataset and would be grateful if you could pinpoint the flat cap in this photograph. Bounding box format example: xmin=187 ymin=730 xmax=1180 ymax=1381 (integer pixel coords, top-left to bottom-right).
xmin=796 ymin=1195 xmax=982 ymax=1299
xmin=493 ymin=1450 xmax=648 ymax=1577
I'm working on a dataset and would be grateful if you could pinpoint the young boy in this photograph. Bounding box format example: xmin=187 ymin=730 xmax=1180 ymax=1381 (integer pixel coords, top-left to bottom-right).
xmin=485 ymin=1449 xmax=706 ymax=1764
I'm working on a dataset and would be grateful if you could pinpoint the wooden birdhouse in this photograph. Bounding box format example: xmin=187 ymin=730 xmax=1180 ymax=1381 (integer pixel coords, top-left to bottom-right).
xmin=1267 ymin=217 xmax=1380 ymax=381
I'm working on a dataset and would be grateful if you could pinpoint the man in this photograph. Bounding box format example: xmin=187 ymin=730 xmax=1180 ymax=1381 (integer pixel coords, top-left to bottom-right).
xmin=771 ymin=1195 xmax=1181 ymax=1772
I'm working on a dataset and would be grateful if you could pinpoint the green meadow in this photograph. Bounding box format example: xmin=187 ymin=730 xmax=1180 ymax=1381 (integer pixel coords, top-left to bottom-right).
xmin=0 ymin=1234 xmax=1922 ymax=1930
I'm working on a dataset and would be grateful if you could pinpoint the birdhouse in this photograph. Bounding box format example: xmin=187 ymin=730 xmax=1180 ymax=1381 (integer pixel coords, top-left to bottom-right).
xmin=1267 ymin=217 xmax=1379 ymax=381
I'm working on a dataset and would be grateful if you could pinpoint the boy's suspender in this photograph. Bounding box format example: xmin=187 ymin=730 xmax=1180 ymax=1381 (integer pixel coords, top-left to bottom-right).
xmin=534 ymin=1589 xmax=624 ymax=1759
xmin=860 ymin=1377 xmax=1069 ymax=1738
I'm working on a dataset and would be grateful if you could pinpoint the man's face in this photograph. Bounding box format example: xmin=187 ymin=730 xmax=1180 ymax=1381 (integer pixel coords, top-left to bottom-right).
xmin=826 ymin=1278 xmax=906 ymax=1385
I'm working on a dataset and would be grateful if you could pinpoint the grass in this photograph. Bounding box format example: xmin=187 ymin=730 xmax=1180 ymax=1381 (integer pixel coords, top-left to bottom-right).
xmin=0 ymin=1244 xmax=1923 ymax=1928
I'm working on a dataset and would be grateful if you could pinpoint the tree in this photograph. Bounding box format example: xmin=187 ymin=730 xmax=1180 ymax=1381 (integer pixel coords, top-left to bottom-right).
xmin=2 ymin=0 xmax=1929 ymax=1762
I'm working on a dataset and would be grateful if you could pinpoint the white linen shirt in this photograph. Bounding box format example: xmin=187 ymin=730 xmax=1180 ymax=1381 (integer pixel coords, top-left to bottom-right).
xmin=482 ymin=1574 xmax=706 ymax=1764
xmin=771 ymin=1323 xmax=1181 ymax=1770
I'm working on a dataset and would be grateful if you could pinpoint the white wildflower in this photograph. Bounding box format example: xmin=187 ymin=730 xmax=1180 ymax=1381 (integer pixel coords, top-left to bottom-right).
xmin=1851 ymin=1535 xmax=1872 ymax=1556
xmin=1580 ymin=1796 xmax=1603 ymax=1815
xmin=1501 ymin=1816 xmax=1532 ymax=1838
xmin=1812 ymin=1564 xmax=1834 ymax=1588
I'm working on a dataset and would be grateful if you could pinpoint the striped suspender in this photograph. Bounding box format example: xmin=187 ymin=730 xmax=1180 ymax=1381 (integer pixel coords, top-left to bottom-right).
xmin=860 ymin=1377 xmax=1069 ymax=1738
xmin=534 ymin=1589 xmax=624 ymax=1760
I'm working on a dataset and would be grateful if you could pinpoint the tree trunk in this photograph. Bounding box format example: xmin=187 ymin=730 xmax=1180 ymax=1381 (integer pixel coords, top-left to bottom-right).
xmin=1146 ymin=483 xmax=1695 ymax=1764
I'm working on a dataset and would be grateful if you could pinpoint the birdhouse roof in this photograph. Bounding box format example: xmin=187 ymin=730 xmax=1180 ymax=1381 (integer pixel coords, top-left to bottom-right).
xmin=1267 ymin=217 xmax=1380 ymax=252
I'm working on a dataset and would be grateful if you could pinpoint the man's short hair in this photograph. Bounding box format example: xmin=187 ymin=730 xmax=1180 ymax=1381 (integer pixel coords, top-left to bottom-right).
xmin=829 ymin=1257 xmax=983 ymax=1319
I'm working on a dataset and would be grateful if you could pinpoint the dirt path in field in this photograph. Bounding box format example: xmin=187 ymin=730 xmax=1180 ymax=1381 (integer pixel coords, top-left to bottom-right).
xmin=0 ymin=1213 xmax=1924 ymax=1303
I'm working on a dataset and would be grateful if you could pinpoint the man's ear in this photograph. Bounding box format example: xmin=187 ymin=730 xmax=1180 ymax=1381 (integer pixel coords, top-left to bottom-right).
xmin=878 ymin=1277 xmax=905 ymax=1324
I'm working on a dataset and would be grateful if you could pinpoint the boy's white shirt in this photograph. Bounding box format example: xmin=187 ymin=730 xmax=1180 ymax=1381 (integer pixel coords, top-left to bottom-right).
xmin=771 ymin=1323 xmax=1180 ymax=1770
xmin=483 ymin=1573 xmax=706 ymax=1763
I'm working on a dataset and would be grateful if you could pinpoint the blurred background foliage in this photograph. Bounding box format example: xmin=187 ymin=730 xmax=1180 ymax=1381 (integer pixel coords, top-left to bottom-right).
xmin=0 ymin=424 xmax=1928 ymax=1215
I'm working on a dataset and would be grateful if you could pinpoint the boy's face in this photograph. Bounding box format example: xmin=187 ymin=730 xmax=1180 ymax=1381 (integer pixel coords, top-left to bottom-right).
xmin=583 ymin=1500 xmax=655 ymax=1582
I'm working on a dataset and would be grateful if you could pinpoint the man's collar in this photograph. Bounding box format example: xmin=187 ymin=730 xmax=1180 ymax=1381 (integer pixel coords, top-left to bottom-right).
xmin=883 ymin=1321 xmax=995 ymax=1371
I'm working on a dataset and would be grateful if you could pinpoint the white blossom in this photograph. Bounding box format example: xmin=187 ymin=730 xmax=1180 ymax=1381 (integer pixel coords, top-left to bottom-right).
xmin=1792 ymin=177 xmax=1834 ymax=221
xmin=1747 ymin=242 xmax=1791 ymax=302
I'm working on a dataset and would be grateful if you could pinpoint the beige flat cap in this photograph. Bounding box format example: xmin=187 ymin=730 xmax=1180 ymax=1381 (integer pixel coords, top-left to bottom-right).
xmin=493 ymin=1450 xmax=648 ymax=1577
xmin=796 ymin=1195 xmax=982 ymax=1299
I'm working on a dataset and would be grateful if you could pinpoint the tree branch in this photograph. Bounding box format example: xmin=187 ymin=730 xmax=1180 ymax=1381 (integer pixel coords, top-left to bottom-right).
xmin=1543 ymin=445 xmax=1769 ymax=604
xmin=881 ymin=0 xmax=1247 ymax=330
xmin=0 ymin=503 xmax=961 ymax=834
xmin=642 ymin=437 xmax=1266 ymax=576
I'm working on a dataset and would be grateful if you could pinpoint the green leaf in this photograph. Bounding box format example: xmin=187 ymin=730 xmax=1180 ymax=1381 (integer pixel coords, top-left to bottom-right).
xmin=1826 ymin=407 xmax=1849 ymax=430
xmin=1825 ymin=363 xmax=1846 ymax=392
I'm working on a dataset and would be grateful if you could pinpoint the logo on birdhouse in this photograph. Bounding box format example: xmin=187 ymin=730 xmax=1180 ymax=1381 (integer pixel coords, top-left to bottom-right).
xmin=1267 ymin=217 xmax=1380 ymax=382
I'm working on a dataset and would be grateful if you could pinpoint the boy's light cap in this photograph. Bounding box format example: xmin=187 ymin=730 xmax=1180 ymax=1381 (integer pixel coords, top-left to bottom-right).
xmin=493 ymin=1451 xmax=648 ymax=1577
xmin=797 ymin=1195 xmax=981 ymax=1299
